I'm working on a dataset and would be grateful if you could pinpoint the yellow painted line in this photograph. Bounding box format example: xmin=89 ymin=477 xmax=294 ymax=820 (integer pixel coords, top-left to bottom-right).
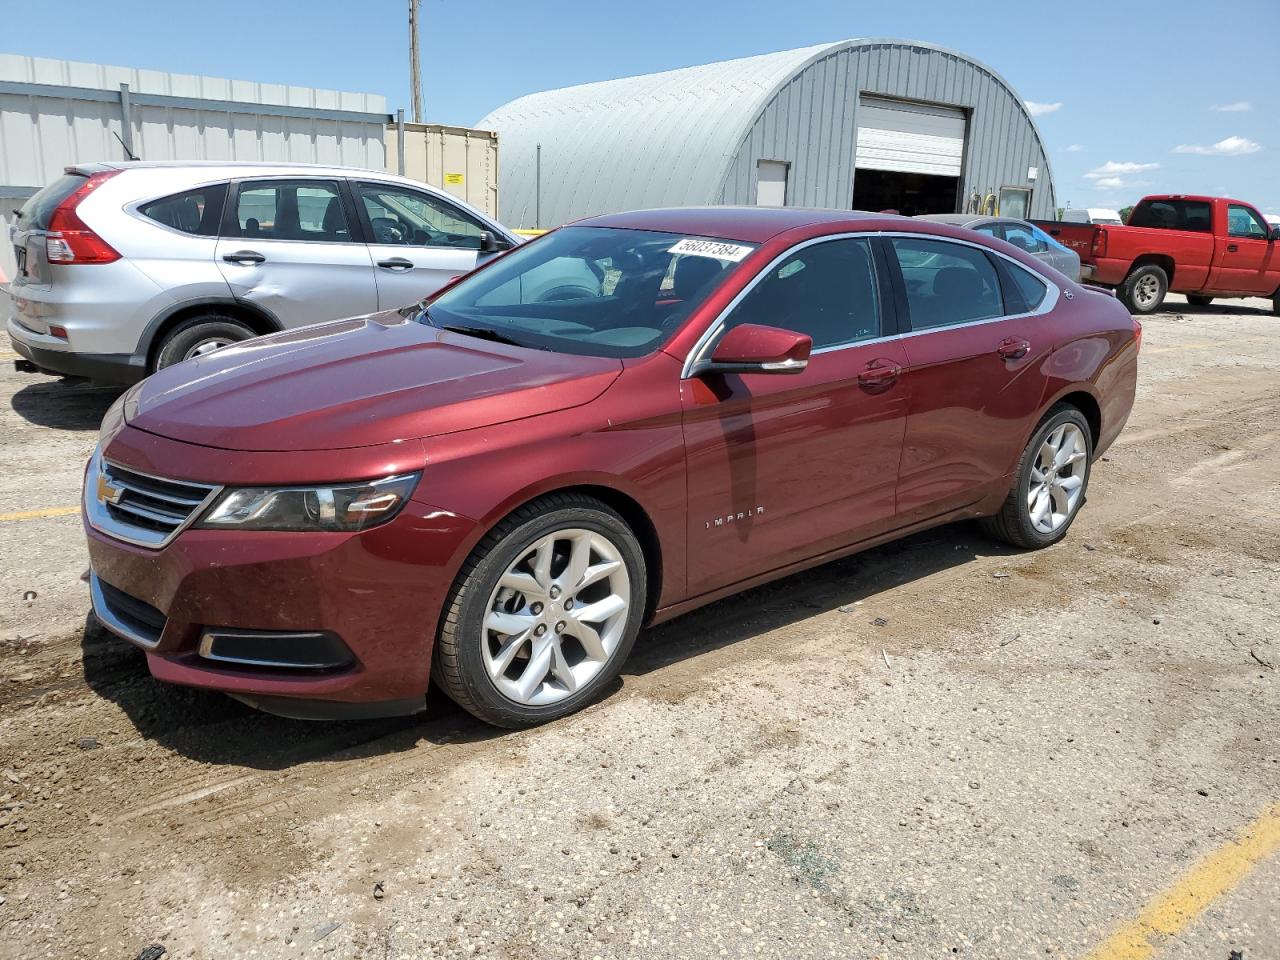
xmin=512 ymin=228 xmax=548 ymax=237
xmin=1081 ymin=801 xmax=1280 ymax=960
xmin=1144 ymin=335 xmax=1271 ymax=355
xmin=0 ymin=505 xmax=80 ymax=522
xmin=0 ymin=351 xmax=20 ymax=361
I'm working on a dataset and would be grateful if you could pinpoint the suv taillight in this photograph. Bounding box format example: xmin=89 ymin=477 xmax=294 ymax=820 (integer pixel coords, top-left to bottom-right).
xmin=1090 ymin=227 xmax=1108 ymax=260
xmin=1133 ymin=318 xmax=1143 ymax=354
xmin=46 ymin=171 xmax=121 ymax=264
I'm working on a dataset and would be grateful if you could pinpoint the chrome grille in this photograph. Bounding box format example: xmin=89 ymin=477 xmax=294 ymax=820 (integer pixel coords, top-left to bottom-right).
xmin=85 ymin=448 xmax=221 ymax=548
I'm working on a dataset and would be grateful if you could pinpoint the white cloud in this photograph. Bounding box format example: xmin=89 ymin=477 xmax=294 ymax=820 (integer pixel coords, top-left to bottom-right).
xmin=1065 ymin=144 xmax=1084 ymax=152
xmin=1093 ymin=177 xmax=1127 ymax=190
xmin=1172 ymin=136 xmax=1262 ymax=156
xmin=1084 ymin=160 xmax=1160 ymax=179
xmin=1024 ymin=100 xmax=1062 ymax=117
xmin=1211 ymin=101 xmax=1252 ymax=112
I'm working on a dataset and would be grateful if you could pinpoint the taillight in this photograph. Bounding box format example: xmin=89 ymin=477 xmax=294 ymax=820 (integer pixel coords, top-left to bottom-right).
xmin=1133 ymin=318 xmax=1143 ymax=354
xmin=1091 ymin=227 xmax=1108 ymax=259
xmin=46 ymin=171 xmax=121 ymax=264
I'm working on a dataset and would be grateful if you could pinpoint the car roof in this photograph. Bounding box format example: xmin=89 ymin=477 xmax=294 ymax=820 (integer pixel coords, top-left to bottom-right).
xmin=70 ymin=160 xmax=429 ymax=187
xmin=575 ymin=206 xmax=909 ymax=243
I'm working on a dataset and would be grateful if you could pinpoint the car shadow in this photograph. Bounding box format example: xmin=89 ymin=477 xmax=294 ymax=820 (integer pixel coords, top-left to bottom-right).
xmin=10 ymin=377 xmax=124 ymax=430
xmin=80 ymin=521 xmax=1009 ymax=770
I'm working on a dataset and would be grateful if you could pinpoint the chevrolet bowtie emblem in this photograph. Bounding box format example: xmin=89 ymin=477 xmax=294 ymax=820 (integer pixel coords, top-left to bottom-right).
xmin=96 ymin=471 xmax=126 ymax=506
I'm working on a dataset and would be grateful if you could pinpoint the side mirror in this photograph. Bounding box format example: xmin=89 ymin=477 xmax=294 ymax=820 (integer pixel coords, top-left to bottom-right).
xmin=479 ymin=230 xmax=512 ymax=253
xmin=691 ymin=323 xmax=811 ymax=376
xmin=1270 ymin=226 xmax=1280 ymax=242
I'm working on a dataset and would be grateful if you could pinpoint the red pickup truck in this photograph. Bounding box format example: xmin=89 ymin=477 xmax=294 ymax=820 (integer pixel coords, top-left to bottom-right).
xmin=1033 ymin=195 xmax=1280 ymax=315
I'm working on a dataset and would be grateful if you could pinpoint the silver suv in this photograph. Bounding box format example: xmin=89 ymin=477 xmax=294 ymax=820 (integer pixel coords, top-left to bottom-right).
xmin=7 ymin=161 xmax=519 ymax=384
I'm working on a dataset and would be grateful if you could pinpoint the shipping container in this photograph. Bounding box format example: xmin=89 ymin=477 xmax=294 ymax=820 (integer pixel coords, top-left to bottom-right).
xmin=386 ymin=122 xmax=499 ymax=219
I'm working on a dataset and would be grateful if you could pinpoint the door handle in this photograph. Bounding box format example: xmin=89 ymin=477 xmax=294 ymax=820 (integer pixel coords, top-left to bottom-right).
xmin=222 ymin=250 xmax=265 ymax=265
xmin=997 ymin=337 xmax=1031 ymax=360
xmin=377 ymin=257 xmax=414 ymax=271
xmin=1226 ymin=243 xmax=1239 ymax=253
xmin=857 ymin=358 xmax=901 ymax=387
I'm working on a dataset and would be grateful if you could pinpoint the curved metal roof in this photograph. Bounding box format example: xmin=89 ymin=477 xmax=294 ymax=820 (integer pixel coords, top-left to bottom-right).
xmin=478 ymin=39 xmax=1055 ymax=229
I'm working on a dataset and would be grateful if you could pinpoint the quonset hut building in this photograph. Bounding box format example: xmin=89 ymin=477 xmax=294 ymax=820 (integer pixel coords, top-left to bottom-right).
xmin=478 ymin=38 xmax=1056 ymax=229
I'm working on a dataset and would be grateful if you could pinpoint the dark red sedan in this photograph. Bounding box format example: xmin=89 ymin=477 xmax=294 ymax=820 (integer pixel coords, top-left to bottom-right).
xmin=84 ymin=207 xmax=1139 ymax=727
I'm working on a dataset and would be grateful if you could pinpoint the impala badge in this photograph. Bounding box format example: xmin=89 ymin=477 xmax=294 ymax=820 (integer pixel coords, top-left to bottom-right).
xmin=706 ymin=506 xmax=764 ymax=529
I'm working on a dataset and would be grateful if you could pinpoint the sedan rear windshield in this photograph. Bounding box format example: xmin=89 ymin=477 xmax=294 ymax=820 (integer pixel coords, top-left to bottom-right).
xmin=16 ymin=174 xmax=87 ymax=230
xmin=423 ymin=226 xmax=755 ymax=358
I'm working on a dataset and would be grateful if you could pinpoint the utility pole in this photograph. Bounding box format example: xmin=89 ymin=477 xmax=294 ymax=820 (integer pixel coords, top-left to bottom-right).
xmin=409 ymin=0 xmax=424 ymax=123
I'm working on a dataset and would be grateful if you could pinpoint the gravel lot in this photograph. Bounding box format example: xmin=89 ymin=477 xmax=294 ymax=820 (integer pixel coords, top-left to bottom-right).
xmin=1 ymin=294 xmax=1277 ymax=959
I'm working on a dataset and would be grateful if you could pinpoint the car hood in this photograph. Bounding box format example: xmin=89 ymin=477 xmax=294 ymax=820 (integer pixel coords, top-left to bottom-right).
xmin=125 ymin=313 xmax=623 ymax=452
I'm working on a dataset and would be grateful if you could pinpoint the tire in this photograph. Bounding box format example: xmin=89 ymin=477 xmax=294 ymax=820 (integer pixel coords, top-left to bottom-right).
xmin=1186 ymin=294 xmax=1214 ymax=308
xmin=154 ymin=315 xmax=256 ymax=371
xmin=980 ymin=404 xmax=1093 ymax=550
xmin=433 ymin=493 xmax=647 ymax=728
xmin=1272 ymin=296 xmax=1279 ymax=317
xmin=1119 ymin=264 xmax=1168 ymax=314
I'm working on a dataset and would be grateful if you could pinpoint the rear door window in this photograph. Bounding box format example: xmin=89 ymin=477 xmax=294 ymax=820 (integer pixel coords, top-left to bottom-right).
xmin=139 ymin=184 xmax=227 ymax=236
xmin=1129 ymin=199 xmax=1212 ymax=232
xmin=1001 ymin=223 xmax=1049 ymax=254
xmin=890 ymin=237 xmax=1004 ymax=329
xmin=229 ymin=180 xmax=350 ymax=242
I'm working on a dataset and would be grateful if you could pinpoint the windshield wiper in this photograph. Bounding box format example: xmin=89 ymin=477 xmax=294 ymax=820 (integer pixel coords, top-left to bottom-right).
xmin=440 ymin=324 xmax=535 ymax=349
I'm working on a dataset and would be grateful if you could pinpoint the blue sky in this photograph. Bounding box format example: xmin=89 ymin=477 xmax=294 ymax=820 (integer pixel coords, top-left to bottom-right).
xmin=7 ymin=0 xmax=1278 ymax=214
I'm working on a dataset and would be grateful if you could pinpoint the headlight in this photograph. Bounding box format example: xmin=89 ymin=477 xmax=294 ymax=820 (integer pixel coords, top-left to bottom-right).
xmin=196 ymin=473 xmax=421 ymax=532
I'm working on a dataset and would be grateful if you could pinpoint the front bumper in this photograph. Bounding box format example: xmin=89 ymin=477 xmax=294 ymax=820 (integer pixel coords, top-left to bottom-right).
xmin=85 ymin=496 xmax=478 ymax=718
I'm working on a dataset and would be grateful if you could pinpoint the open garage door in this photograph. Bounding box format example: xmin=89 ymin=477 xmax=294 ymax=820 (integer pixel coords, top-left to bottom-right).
xmin=853 ymin=97 xmax=966 ymax=215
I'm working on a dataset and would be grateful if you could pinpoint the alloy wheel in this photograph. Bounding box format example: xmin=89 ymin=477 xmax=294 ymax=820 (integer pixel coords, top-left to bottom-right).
xmin=482 ymin=528 xmax=631 ymax=706
xmin=1027 ymin=423 xmax=1087 ymax=534
xmin=183 ymin=338 xmax=234 ymax=360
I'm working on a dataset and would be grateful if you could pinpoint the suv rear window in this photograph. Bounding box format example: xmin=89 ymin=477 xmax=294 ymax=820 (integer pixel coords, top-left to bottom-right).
xmin=139 ymin=184 xmax=227 ymax=236
xmin=17 ymin=174 xmax=86 ymax=230
xmin=1129 ymin=199 xmax=1212 ymax=233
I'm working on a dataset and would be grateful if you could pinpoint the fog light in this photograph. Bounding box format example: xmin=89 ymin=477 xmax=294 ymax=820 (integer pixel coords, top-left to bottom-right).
xmin=48 ymin=325 xmax=69 ymax=340
xmin=197 ymin=630 xmax=354 ymax=670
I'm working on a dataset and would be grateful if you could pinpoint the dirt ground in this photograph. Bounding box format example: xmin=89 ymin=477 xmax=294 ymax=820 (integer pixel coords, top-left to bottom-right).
xmin=0 ymin=294 xmax=1277 ymax=960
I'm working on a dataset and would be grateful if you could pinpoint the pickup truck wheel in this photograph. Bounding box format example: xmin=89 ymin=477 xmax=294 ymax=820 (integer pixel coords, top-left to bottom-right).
xmin=432 ymin=493 xmax=647 ymax=728
xmin=1186 ymin=294 xmax=1214 ymax=308
xmin=154 ymin=315 xmax=256 ymax=371
xmin=1120 ymin=264 xmax=1168 ymax=314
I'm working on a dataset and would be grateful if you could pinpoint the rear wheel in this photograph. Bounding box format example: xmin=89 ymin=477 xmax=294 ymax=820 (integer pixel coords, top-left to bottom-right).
xmin=981 ymin=405 xmax=1093 ymax=550
xmin=154 ymin=315 xmax=256 ymax=371
xmin=433 ymin=494 xmax=647 ymax=728
xmin=1186 ymin=294 xmax=1214 ymax=308
xmin=1119 ymin=264 xmax=1168 ymax=314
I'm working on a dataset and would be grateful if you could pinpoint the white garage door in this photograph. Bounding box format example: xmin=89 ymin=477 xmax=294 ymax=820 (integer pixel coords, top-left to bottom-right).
xmin=855 ymin=97 xmax=966 ymax=177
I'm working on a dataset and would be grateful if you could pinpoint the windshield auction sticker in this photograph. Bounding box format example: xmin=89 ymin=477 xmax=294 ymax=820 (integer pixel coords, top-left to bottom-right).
xmin=668 ymin=238 xmax=753 ymax=262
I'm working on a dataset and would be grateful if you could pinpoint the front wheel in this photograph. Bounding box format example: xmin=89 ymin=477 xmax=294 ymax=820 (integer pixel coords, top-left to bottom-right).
xmin=981 ymin=405 xmax=1093 ymax=550
xmin=433 ymin=494 xmax=647 ymax=728
xmin=1119 ymin=264 xmax=1168 ymax=314
xmin=1186 ymin=294 xmax=1214 ymax=308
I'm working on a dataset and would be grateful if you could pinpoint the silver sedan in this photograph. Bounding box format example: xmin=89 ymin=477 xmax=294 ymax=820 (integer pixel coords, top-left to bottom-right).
xmin=916 ymin=214 xmax=1083 ymax=281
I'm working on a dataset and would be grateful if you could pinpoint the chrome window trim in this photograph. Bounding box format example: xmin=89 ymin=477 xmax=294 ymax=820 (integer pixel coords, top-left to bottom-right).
xmin=89 ymin=573 xmax=161 ymax=650
xmin=84 ymin=447 xmax=223 ymax=550
xmin=681 ymin=229 xmax=1062 ymax=378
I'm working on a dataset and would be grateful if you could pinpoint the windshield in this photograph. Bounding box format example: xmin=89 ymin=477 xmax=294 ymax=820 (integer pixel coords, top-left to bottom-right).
xmin=424 ymin=226 xmax=755 ymax=357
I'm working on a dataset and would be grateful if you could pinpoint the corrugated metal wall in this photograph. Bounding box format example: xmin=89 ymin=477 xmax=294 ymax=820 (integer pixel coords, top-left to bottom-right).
xmin=721 ymin=42 xmax=1056 ymax=218
xmin=1 ymin=54 xmax=389 ymax=281
xmin=386 ymin=122 xmax=500 ymax=217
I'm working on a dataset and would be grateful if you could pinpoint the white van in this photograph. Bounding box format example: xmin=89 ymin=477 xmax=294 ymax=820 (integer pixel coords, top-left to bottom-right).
xmin=1062 ymin=208 xmax=1125 ymax=226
